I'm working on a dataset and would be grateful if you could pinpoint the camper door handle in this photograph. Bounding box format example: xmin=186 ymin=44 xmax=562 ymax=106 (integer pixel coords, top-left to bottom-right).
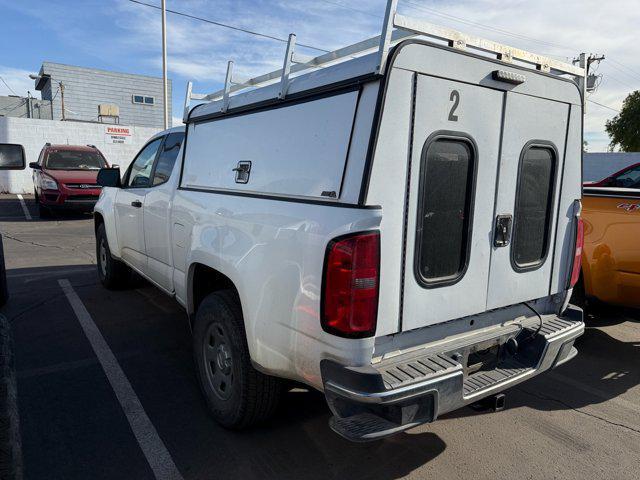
xmin=131 ymin=200 xmax=142 ymax=208
xmin=494 ymin=214 xmax=513 ymax=247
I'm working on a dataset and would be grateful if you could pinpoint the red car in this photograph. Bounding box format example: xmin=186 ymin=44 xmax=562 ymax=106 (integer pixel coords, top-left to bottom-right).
xmin=30 ymin=143 xmax=110 ymax=217
xmin=585 ymin=162 xmax=640 ymax=188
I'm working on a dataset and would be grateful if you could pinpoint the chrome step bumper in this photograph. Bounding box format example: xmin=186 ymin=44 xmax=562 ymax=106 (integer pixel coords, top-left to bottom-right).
xmin=321 ymin=305 xmax=584 ymax=442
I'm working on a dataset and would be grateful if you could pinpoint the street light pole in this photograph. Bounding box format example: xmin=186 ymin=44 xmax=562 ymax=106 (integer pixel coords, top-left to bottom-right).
xmin=161 ymin=0 xmax=169 ymax=129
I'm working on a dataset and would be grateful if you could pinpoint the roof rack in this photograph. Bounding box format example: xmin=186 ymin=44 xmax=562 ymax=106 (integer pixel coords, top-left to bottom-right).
xmin=183 ymin=0 xmax=586 ymax=121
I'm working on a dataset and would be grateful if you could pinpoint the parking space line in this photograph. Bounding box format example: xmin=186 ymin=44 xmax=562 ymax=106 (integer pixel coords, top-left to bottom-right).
xmin=16 ymin=194 xmax=32 ymax=221
xmin=58 ymin=279 xmax=184 ymax=480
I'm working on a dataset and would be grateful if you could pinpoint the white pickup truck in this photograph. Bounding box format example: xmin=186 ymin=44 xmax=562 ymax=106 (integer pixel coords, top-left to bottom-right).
xmin=94 ymin=2 xmax=586 ymax=441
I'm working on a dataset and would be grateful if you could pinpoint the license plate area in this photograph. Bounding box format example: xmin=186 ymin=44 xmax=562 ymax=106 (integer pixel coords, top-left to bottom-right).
xmin=466 ymin=342 xmax=500 ymax=375
xmin=445 ymin=328 xmax=545 ymax=379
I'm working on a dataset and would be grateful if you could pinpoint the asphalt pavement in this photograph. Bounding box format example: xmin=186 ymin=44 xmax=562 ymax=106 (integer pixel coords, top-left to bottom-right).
xmin=1 ymin=193 xmax=639 ymax=480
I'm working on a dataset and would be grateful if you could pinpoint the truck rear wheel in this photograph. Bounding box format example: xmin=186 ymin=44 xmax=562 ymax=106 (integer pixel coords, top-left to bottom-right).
xmin=96 ymin=223 xmax=131 ymax=290
xmin=193 ymin=290 xmax=281 ymax=429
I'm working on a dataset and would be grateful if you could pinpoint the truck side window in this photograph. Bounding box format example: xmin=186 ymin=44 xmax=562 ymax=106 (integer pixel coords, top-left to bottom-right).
xmin=512 ymin=145 xmax=556 ymax=269
xmin=416 ymin=136 xmax=475 ymax=286
xmin=126 ymin=138 xmax=163 ymax=188
xmin=152 ymin=132 xmax=185 ymax=186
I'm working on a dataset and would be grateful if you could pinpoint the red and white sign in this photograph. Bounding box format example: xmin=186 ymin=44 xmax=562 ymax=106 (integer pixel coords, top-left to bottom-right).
xmin=105 ymin=126 xmax=132 ymax=144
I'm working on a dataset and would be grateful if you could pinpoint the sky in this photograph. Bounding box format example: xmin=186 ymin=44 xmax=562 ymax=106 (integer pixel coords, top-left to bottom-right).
xmin=0 ymin=0 xmax=638 ymax=151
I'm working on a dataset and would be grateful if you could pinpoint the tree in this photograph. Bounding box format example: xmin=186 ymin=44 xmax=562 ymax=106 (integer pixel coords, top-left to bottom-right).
xmin=605 ymin=90 xmax=640 ymax=152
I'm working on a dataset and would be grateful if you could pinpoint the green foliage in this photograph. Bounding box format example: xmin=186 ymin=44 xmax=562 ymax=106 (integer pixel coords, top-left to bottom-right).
xmin=605 ymin=90 xmax=640 ymax=152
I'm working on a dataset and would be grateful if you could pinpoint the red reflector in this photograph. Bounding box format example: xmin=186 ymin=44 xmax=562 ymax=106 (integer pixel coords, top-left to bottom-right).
xmin=321 ymin=232 xmax=380 ymax=338
xmin=570 ymin=218 xmax=584 ymax=288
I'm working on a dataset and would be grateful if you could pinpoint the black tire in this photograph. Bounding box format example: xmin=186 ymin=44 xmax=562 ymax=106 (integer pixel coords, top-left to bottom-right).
xmin=0 ymin=315 xmax=23 ymax=480
xmin=37 ymin=202 xmax=51 ymax=219
xmin=96 ymin=223 xmax=131 ymax=290
xmin=193 ymin=290 xmax=281 ymax=429
xmin=0 ymin=237 xmax=7 ymax=307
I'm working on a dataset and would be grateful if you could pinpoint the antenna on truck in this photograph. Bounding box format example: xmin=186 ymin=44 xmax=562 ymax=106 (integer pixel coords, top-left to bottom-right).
xmin=183 ymin=0 xmax=586 ymax=122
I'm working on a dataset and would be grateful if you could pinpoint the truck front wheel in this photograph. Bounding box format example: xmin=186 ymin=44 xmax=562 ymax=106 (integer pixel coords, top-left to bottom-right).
xmin=96 ymin=223 xmax=131 ymax=289
xmin=193 ymin=290 xmax=282 ymax=429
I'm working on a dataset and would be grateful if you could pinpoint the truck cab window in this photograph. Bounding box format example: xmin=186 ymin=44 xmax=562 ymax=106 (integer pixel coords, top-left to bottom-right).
xmin=416 ymin=136 xmax=475 ymax=286
xmin=126 ymin=138 xmax=163 ymax=188
xmin=512 ymin=145 xmax=556 ymax=269
xmin=152 ymin=132 xmax=185 ymax=186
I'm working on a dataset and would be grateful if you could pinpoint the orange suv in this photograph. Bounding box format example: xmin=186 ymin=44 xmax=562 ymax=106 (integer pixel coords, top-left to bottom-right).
xmin=577 ymin=163 xmax=640 ymax=309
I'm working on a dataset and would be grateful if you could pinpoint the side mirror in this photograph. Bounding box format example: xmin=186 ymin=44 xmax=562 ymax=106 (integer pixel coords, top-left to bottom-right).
xmin=29 ymin=162 xmax=41 ymax=170
xmin=97 ymin=167 xmax=122 ymax=188
xmin=0 ymin=144 xmax=26 ymax=170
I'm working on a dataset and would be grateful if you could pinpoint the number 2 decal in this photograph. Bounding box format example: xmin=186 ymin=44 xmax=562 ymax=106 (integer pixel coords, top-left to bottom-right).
xmin=449 ymin=90 xmax=460 ymax=122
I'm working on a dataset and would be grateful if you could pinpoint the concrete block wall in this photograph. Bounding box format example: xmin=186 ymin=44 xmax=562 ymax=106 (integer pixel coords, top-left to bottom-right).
xmin=0 ymin=117 xmax=163 ymax=193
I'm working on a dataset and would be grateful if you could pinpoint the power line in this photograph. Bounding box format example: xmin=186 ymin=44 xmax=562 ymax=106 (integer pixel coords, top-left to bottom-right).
xmin=0 ymin=75 xmax=17 ymax=95
xmin=587 ymin=99 xmax=620 ymax=113
xmin=127 ymin=0 xmax=329 ymax=53
xmin=402 ymin=1 xmax=575 ymax=52
xmin=603 ymin=73 xmax=636 ymax=91
xmin=608 ymin=58 xmax=640 ymax=80
xmin=606 ymin=59 xmax=640 ymax=84
xmin=316 ymin=0 xmax=380 ymax=19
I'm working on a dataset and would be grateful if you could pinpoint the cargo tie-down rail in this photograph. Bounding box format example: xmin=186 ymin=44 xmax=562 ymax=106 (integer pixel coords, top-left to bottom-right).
xmin=183 ymin=0 xmax=586 ymax=122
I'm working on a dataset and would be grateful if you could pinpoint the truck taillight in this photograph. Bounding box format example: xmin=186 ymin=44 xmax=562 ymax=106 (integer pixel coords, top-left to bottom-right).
xmin=321 ymin=231 xmax=380 ymax=338
xmin=569 ymin=217 xmax=584 ymax=288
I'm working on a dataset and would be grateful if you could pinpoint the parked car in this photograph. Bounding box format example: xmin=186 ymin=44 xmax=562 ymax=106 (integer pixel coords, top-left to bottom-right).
xmin=94 ymin=4 xmax=585 ymax=442
xmin=0 ymin=143 xmax=27 ymax=306
xmin=585 ymin=162 xmax=640 ymax=189
xmin=574 ymin=184 xmax=640 ymax=309
xmin=30 ymin=143 xmax=110 ymax=218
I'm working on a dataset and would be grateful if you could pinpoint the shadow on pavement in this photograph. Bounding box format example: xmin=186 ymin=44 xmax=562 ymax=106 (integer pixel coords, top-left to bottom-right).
xmin=209 ymin=388 xmax=447 ymax=480
xmin=0 ymin=197 xmax=93 ymax=223
xmin=3 ymin=264 xmax=448 ymax=479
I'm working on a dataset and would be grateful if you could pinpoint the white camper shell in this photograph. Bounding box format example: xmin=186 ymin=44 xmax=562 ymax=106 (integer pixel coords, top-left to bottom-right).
xmin=95 ymin=0 xmax=585 ymax=441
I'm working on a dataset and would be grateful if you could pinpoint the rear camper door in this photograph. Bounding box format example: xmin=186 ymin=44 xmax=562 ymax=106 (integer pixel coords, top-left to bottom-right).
xmin=401 ymin=74 xmax=504 ymax=331
xmin=486 ymin=94 xmax=569 ymax=309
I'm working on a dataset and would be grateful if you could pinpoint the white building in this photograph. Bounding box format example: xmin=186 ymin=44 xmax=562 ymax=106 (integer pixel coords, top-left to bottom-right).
xmin=0 ymin=117 xmax=161 ymax=194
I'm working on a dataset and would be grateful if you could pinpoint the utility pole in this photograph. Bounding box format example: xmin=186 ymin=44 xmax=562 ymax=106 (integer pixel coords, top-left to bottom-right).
xmin=574 ymin=53 xmax=605 ymax=113
xmin=59 ymin=81 xmax=66 ymax=121
xmin=161 ymin=0 xmax=169 ymax=129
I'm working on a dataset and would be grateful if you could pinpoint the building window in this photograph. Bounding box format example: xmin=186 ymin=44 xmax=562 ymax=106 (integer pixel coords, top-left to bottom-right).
xmin=132 ymin=95 xmax=155 ymax=105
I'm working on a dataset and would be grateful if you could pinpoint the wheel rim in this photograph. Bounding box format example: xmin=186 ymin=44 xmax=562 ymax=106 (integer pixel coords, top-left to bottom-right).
xmin=99 ymin=239 xmax=108 ymax=278
xmin=203 ymin=322 xmax=234 ymax=400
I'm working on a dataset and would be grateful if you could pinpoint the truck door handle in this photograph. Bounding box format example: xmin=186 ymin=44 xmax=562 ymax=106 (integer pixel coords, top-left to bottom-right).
xmin=131 ymin=200 xmax=142 ymax=208
xmin=494 ymin=214 xmax=513 ymax=247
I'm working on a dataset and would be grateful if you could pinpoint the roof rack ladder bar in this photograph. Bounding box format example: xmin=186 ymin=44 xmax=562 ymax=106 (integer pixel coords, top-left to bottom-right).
xmin=393 ymin=13 xmax=584 ymax=77
xmin=279 ymin=34 xmax=296 ymax=99
xmin=183 ymin=81 xmax=193 ymax=122
xmin=377 ymin=0 xmax=399 ymax=74
xmin=221 ymin=61 xmax=234 ymax=113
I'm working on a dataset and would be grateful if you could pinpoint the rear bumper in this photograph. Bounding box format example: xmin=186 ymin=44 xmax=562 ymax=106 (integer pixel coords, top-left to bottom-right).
xmin=321 ymin=305 xmax=584 ymax=441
